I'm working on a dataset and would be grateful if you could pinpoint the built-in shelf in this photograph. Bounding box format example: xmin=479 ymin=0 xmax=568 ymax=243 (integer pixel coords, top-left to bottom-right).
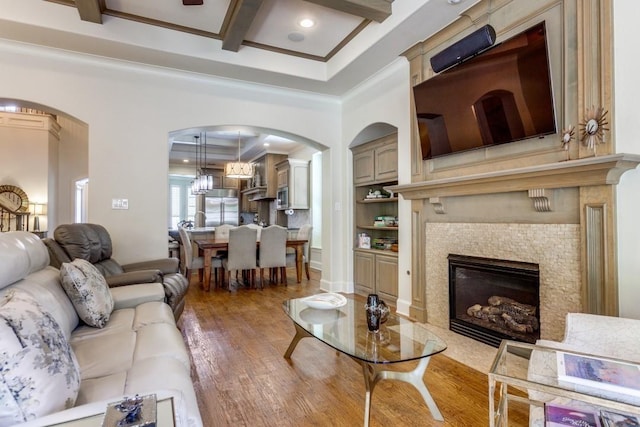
xmin=357 ymin=197 xmax=399 ymax=204
xmin=358 ymin=225 xmax=399 ymax=231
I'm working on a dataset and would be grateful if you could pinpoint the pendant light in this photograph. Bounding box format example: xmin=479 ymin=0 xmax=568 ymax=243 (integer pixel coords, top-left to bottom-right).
xmin=190 ymin=135 xmax=203 ymax=195
xmin=225 ymin=131 xmax=254 ymax=179
xmin=198 ymin=132 xmax=214 ymax=191
xmin=190 ymin=133 xmax=214 ymax=194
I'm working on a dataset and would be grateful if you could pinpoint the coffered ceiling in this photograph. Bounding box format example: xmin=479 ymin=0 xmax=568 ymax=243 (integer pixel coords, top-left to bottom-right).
xmin=0 ymin=0 xmax=477 ymax=166
xmin=58 ymin=0 xmax=391 ymax=60
xmin=2 ymin=0 xmax=475 ymax=95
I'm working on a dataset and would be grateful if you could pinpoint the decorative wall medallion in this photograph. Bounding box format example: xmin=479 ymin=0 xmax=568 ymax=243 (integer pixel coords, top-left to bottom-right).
xmin=580 ymin=106 xmax=609 ymax=155
xmin=560 ymin=125 xmax=575 ymax=161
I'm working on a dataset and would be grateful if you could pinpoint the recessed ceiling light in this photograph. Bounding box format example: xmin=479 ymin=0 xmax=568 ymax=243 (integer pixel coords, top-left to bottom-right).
xmin=183 ymin=159 xmax=189 ymax=163
xmin=299 ymin=18 xmax=315 ymax=28
xmin=447 ymin=0 xmax=462 ymax=4
xmin=263 ymin=143 xmax=270 ymax=147
xmin=288 ymin=32 xmax=305 ymax=42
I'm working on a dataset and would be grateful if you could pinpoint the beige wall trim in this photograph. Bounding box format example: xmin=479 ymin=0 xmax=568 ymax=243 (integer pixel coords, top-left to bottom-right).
xmin=409 ymin=203 xmax=427 ymax=321
xmin=584 ymin=203 xmax=606 ymax=314
xmin=0 ymin=112 xmax=61 ymax=140
xmin=389 ymin=154 xmax=640 ymax=200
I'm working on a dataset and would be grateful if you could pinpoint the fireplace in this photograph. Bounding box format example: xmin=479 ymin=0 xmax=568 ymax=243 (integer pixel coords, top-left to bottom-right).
xmin=448 ymin=254 xmax=540 ymax=347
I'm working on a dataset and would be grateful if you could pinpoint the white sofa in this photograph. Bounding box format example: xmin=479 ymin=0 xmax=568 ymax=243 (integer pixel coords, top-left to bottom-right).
xmin=527 ymin=313 xmax=640 ymax=425
xmin=0 ymin=231 xmax=202 ymax=427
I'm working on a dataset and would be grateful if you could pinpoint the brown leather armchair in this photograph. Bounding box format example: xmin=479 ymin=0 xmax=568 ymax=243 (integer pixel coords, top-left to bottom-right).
xmin=43 ymin=223 xmax=189 ymax=320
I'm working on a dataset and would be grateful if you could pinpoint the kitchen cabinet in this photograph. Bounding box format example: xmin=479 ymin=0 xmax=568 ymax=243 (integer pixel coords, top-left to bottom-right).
xmin=352 ymin=133 xmax=398 ymax=304
xmin=242 ymin=153 xmax=287 ymax=200
xmin=239 ymin=180 xmax=258 ymax=213
xmin=352 ymin=133 xmax=398 ymax=186
xmin=275 ymin=159 xmax=309 ymax=210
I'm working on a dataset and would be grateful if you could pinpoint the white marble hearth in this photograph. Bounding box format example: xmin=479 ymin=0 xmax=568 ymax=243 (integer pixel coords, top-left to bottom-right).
xmin=422 ymin=322 xmax=498 ymax=374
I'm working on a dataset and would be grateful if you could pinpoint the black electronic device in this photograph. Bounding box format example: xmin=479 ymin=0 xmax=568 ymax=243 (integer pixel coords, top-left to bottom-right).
xmin=430 ymin=25 xmax=496 ymax=73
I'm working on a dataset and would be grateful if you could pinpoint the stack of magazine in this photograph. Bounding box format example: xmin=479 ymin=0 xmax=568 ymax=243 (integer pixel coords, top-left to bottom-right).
xmin=545 ymin=404 xmax=639 ymax=426
xmin=545 ymin=351 xmax=640 ymax=426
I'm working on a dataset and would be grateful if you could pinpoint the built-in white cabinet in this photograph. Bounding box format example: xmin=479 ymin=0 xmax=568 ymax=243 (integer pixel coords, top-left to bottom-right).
xmin=275 ymin=159 xmax=309 ymax=210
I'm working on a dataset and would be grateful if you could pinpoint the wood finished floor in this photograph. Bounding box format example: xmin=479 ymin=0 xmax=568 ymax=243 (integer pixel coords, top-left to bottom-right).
xmin=178 ymin=269 xmax=529 ymax=427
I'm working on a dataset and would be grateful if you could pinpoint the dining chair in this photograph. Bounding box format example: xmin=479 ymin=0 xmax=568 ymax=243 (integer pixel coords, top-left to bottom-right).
xmin=286 ymin=224 xmax=312 ymax=280
xmin=178 ymin=226 xmax=222 ymax=289
xmin=257 ymin=225 xmax=288 ymax=288
xmin=212 ymin=224 xmax=235 ymax=269
xmin=243 ymin=223 xmax=262 ymax=240
xmin=222 ymin=226 xmax=258 ymax=290
xmin=214 ymin=224 xmax=236 ymax=239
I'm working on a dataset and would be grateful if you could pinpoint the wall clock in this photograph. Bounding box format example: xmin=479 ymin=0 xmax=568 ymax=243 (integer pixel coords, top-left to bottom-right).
xmin=0 ymin=185 xmax=30 ymax=232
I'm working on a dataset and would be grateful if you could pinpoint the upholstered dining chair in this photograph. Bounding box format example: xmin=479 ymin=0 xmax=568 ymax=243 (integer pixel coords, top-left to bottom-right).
xmin=212 ymin=224 xmax=236 ymax=262
xmin=286 ymin=224 xmax=312 ymax=280
xmin=257 ymin=225 xmax=287 ymax=288
xmin=214 ymin=224 xmax=235 ymax=239
xmin=178 ymin=226 xmax=222 ymax=289
xmin=221 ymin=226 xmax=258 ymax=290
xmin=243 ymin=223 xmax=262 ymax=240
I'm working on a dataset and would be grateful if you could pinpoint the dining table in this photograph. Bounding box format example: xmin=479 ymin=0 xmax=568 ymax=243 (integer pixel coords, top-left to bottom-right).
xmin=194 ymin=238 xmax=308 ymax=291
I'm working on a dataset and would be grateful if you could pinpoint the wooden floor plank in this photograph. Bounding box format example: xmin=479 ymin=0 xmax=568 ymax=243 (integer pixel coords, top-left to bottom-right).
xmin=178 ymin=268 xmax=528 ymax=426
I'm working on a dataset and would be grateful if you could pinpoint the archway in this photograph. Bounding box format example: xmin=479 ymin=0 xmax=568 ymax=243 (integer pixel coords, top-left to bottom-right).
xmin=0 ymin=98 xmax=88 ymax=232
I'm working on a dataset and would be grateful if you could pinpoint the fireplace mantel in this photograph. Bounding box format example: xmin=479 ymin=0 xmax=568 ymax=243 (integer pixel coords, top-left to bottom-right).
xmin=387 ymin=154 xmax=640 ymax=200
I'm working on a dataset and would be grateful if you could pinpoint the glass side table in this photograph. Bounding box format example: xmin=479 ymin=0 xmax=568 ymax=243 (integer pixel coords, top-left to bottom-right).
xmin=50 ymin=397 xmax=175 ymax=427
xmin=488 ymin=340 xmax=640 ymax=427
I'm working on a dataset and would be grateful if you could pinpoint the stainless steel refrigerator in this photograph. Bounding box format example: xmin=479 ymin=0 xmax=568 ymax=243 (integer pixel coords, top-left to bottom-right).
xmin=204 ymin=189 xmax=239 ymax=226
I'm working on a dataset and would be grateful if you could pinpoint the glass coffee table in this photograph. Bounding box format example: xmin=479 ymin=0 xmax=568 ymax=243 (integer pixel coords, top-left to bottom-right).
xmin=282 ymin=293 xmax=447 ymax=427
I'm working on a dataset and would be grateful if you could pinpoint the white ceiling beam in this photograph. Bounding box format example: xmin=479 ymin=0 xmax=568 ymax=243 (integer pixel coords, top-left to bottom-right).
xmin=302 ymin=0 xmax=393 ymax=23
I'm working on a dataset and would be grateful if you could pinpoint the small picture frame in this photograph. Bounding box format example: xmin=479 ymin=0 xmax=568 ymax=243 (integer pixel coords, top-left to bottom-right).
xmin=358 ymin=233 xmax=370 ymax=249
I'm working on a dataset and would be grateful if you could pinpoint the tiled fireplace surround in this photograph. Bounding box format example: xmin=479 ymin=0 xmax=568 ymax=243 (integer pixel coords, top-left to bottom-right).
xmin=390 ymin=154 xmax=640 ymax=357
xmin=425 ymin=222 xmax=580 ymax=341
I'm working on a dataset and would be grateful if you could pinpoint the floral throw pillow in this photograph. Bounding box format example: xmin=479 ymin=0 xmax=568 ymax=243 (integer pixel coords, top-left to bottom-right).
xmin=0 ymin=290 xmax=81 ymax=425
xmin=60 ymin=259 xmax=114 ymax=328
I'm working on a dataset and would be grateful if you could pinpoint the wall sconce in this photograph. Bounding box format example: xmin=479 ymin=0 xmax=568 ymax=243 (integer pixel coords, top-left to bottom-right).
xmin=30 ymin=203 xmax=47 ymax=231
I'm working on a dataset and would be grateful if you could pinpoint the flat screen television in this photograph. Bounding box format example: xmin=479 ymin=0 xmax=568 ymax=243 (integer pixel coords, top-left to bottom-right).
xmin=414 ymin=22 xmax=556 ymax=160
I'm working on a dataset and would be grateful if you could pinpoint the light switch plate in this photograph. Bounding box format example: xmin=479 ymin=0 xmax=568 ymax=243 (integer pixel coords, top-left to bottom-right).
xmin=112 ymin=198 xmax=129 ymax=210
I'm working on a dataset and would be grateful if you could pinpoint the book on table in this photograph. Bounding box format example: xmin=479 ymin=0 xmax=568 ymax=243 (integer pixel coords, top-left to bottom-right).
xmin=545 ymin=403 xmax=601 ymax=427
xmin=556 ymin=352 xmax=640 ymax=397
xmin=599 ymin=410 xmax=640 ymax=427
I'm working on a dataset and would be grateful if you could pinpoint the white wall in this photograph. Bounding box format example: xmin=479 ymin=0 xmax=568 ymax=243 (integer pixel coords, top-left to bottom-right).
xmin=0 ymin=40 xmax=344 ymax=283
xmin=613 ymin=1 xmax=640 ymax=319
xmin=341 ymin=58 xmax=413 ymax=314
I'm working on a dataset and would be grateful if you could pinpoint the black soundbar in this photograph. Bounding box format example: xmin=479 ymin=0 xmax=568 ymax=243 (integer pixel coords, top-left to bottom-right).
xmin=430 ymin=25 xmax=497 ymax=73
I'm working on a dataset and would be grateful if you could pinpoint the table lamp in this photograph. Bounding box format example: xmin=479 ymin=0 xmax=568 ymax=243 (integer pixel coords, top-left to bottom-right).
xmin=31 ymin=203 xmax=46 ymax=232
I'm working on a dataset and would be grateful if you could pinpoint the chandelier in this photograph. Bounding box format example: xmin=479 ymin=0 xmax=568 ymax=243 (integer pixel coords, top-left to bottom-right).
xmin=191 ymin=133 xmax=214 ymax=195
xmin=225 ymin=131 xmax=254 ymax=179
